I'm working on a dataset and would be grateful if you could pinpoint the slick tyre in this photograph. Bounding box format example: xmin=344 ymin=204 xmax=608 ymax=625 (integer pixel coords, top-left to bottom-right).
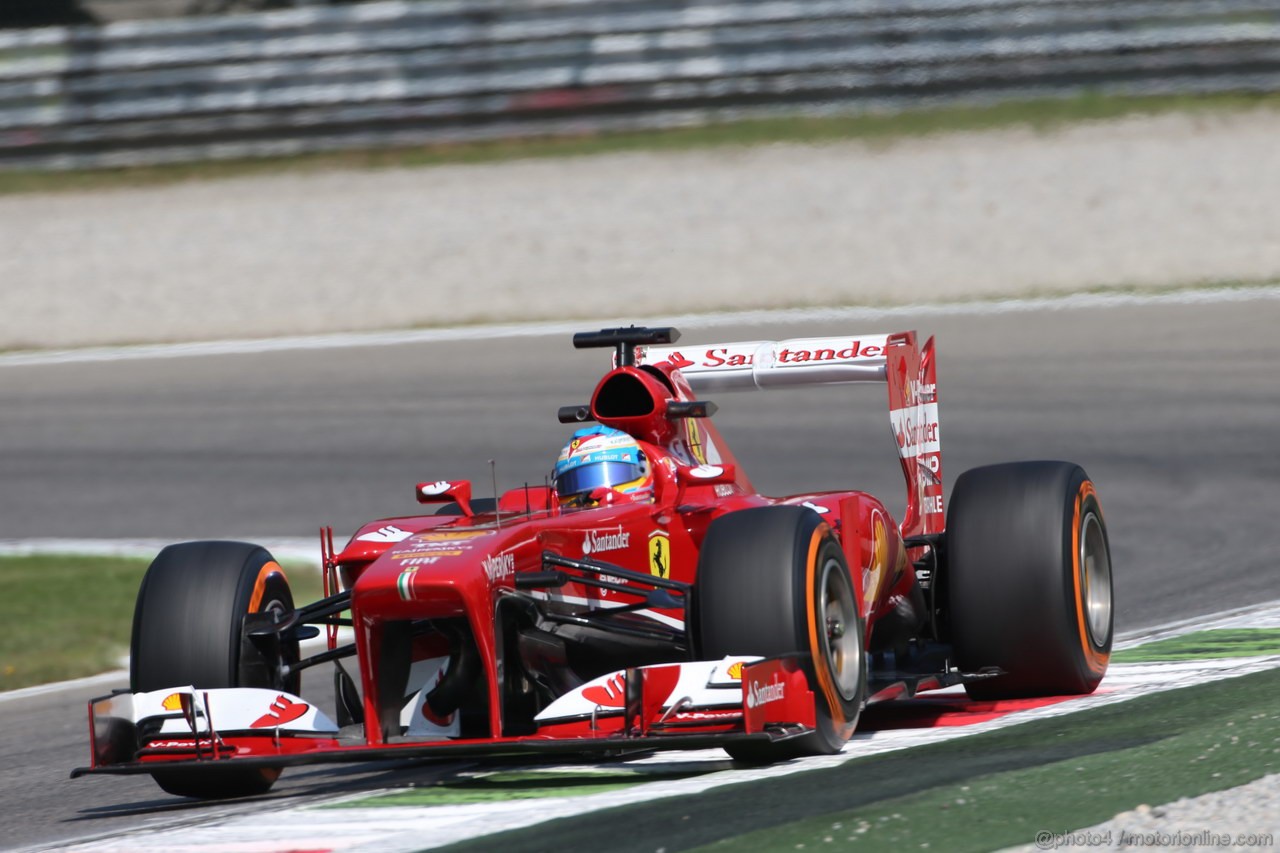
xmin=695 ymin=506 xmax=865 ymax=763
xmin=131 ymin=541 xmax=298 ymax=799
xmin=947 ymin=461 xmax=1113 ymax=700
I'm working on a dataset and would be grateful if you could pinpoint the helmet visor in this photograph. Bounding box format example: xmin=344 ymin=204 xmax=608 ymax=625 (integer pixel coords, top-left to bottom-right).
xmin=556 ymin=461 xmax=646 ymax=499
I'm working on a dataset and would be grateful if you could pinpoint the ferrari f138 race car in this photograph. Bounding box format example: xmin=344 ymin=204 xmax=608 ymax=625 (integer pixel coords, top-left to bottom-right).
xmin=75 ymin=326 xmax=1114 ymax=799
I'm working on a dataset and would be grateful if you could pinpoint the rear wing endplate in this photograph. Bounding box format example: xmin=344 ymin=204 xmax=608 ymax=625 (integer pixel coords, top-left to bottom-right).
xmin=636 ymin=332 xmax=943 ymax=538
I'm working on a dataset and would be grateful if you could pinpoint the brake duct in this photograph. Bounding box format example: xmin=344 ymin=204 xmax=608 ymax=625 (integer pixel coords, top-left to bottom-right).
xmin=424 ymin=624 xmax=481 ymax=719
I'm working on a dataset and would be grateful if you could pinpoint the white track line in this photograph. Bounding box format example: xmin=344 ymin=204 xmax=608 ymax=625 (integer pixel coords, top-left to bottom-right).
xmin=1115 ymin=599 xmax=1280 ymax=648
xmin=0 ymin=537 xmax=321 ymax=564
xmin=0 ymin=668 xmax=129 ymax=703
xmin=3 ymin=284 xmax=1277 ymax=368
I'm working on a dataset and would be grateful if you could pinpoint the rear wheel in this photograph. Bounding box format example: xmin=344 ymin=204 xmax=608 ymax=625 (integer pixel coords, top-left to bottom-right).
xmin=131 ymin=541 xmax=298 ymax=798
xmin=695 ymin=506 xmax=865 ymax=763
xmin=947 ymin=461 xmax=1113 ymax=699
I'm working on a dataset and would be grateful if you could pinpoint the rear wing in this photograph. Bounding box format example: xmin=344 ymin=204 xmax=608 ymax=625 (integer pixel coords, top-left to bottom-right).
xmin=636 ymin=332 xmax=943 ymax=539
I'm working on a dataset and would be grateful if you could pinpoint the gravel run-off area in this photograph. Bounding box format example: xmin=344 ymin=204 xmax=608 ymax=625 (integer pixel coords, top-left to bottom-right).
xmin=2 ymin=109 xmax=1280 ymax=351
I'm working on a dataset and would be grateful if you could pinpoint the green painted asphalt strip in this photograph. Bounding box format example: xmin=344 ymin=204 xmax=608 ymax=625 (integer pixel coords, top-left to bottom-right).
xmin=1112 ymin=628 xmax=1280 ymax=663
xmin=436 ymin=667 xmax=1280 ymax=853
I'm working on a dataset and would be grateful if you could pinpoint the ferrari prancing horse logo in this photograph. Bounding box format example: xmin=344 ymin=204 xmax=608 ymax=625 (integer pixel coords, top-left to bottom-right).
xmin=648 ymin=531 xmax=670 ymax=578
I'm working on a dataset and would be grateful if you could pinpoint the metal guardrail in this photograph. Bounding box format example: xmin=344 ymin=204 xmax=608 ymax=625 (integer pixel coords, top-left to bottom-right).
xmin=2 ymin=0 xmax=1279 ymax=169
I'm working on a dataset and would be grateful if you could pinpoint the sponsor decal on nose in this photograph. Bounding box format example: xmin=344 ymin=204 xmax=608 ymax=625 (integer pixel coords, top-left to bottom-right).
xmin=582 ymin=527 xmax=630 ymax=555
xmin=482 ymin=553 xmax=514 ymax=582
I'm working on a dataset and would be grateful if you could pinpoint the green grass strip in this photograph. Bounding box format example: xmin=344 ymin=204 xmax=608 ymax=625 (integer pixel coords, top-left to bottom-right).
xmin=1113 ymin=629 xmax=1280 ymax=662
xmin=0 ymin=554 xmax=322 ymax=691
xmin=328 ymin=768 xmax=711 ymax=808
xmin=436 ymin=667 xmax=1280 ymax=853
xmin=4 ymin=91 xmax=1280 ymax=196
xmin=0 ymin=555 xmax=149 ymax=690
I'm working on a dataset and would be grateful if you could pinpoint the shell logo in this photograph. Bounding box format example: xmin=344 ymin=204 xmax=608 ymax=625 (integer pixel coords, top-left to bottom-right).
xmin=864 ymin=513 xmax=889 ymax=610
xmin=726 ymin=661 xmax=744 ymax=680
xmin=161 ymin=693 xmax=184 ymax=711
xmin=872 ymin=515 xmax=888 ymax=573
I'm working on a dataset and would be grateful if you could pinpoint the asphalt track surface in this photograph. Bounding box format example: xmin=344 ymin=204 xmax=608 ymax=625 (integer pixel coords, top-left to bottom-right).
xmin=2 ymin=293 xmax=1279 ymax=849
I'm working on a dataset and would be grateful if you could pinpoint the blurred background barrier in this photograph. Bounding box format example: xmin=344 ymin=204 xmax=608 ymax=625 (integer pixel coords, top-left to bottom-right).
xmin=3 ymin=0 xmax=1280 ymax=170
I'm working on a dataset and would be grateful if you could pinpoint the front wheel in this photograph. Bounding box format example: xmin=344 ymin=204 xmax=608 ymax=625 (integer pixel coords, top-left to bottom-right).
xmin=695 ymin=506 xmax=865 ymax=763
xmin=131 ymin=541 xmax=298 ymax=798
xmin=947 ymin=461 xmax=1113 ymax=700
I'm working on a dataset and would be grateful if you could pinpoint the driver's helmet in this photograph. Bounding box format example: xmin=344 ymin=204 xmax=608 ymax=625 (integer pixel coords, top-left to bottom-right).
xmin=553 ymin=425 xmax=653 ymax=508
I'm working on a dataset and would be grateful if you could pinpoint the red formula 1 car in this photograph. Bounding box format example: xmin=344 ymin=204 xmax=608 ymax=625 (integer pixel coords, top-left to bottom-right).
xmin=75 ymin=326 xmax=1114 ymax=799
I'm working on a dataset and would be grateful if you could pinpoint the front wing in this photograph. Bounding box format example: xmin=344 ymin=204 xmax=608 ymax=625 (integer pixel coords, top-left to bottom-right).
xmin=72 ymin=657 xmax=816 ymax=778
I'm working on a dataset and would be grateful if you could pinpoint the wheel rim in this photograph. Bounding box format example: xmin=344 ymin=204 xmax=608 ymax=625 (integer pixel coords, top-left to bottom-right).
xmin=1079 ymin=511 xmax=1112 ymax=648
xmin=818 ymin=555 xmax=862 ymax=702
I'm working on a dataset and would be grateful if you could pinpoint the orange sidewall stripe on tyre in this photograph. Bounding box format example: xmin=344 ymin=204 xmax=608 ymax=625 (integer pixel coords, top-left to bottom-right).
xmin=805 ymin=524 xmax=854 ymax=739
xmin=1071 ymin=481 xmax=1110 ymax=676
xmin=248 ymin=561 xmax=284 ymax=613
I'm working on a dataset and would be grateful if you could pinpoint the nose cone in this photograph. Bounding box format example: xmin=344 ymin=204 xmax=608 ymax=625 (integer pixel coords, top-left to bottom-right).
xmin=352 ymin=526 xmax=524 ymax=620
